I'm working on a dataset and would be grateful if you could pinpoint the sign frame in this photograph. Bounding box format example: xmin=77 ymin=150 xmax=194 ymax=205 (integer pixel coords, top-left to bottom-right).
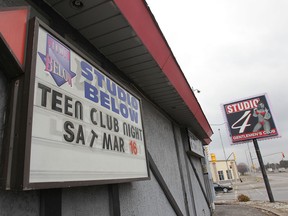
xmin=187 ymin=130 xmax=204 ymax=158
xmin=222 ymin=93 xmax=280 ymax=144
xmin=7 ymin=18 xmax=150 ymax=190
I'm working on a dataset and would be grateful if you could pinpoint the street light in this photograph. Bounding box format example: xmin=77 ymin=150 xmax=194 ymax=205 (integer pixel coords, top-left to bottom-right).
xmin=192 ymin=87 xmax=201 ymax=93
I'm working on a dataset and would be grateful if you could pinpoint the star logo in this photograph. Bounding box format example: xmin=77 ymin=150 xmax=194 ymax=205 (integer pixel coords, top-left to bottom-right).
xmin=38 ymin=34 xmax=76 ymax=87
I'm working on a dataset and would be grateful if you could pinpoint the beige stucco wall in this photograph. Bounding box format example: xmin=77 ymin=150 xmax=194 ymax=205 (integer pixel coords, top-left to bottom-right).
xmin=209 ymin=160 xmax=240 ymax=183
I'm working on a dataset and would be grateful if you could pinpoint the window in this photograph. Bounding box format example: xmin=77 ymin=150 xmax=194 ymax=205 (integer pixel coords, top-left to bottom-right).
xmin=218 ymin=170 xmax=224 ymax=180
xmin=226 ymin=170 xmax=233 ymax=179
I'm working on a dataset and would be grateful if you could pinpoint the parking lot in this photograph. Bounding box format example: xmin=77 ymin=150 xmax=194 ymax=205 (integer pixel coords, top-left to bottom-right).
xmin=215 ymin=172 xmax=288 ymax=202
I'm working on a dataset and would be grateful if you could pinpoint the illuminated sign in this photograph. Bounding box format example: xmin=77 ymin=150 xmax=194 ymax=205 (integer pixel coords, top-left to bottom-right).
xmin=222 ymin=94 xmax=279 ymax=144
xmin=19 ymin=20 xmax=149 ymax=189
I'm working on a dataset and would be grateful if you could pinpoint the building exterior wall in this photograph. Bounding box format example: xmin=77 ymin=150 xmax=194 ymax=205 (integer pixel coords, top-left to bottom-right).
xmin=209 ymin=160 xmax=239 ymax=183
xmin=120 ymin=174 xmax=176 ymax=216
xmin=178 ymin=129 xmax=197 ymax=216
xmin=189 ymin=157 xmax=210 ymax=216
xmin=0 ymin=190 xmax=39 ymax=216
xmin=180 ymin=129 xmax=212 ymax=216
xmin=62 ymin=186 xmax=110 ymax=216
xmin=119 ymin=99 xmax=186 ymax=216
xmin=143 ymin=100 xmax=187 ymax=211
xmin=0 ymin=1 xmax=213 ymax=215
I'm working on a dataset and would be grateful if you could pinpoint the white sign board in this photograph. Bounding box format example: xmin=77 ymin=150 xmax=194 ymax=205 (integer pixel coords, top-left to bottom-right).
xmin=28 ymin=25 xmax=148 ymax=185
xmin=188 ymin=131 xmax=204 ymax=158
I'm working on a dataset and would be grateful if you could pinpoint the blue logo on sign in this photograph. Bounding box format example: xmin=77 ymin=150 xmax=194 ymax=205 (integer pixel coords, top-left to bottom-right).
xmin=38 ymin=34 xmax=76 ymax=87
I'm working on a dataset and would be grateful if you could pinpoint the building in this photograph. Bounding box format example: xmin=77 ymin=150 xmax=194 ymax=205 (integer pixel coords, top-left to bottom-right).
xmin=210 ymin=160 xmax=240 ymax=183
xmin=0 ymin=1 xmax=214 ymax=215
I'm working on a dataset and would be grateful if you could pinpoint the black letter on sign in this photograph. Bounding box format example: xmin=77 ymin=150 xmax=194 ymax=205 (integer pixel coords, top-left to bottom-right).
xmin=38 ymin=83 xmax=51 ymax=107
xmin=64 ymin=121 xmax=74 ymax=142
xmin=75 ymin=101 xmax=83 ymax=120
xmin=102 ymin=133 xmax=112 ymax=150
xmin=90 ymin=130 xmax=98 ymax=147
xmin=52 ymin=90 xmax=62 ymax=112
xmin=113 ymin=137 xmax=119 ymax=151
xmin=76 ymin=125 xmax=85 ymax=145
xmin=90 ymin=108 xmax=97 ymax=125
xmin=64 ymin=95 xmax=73 ymax=116
xmin=113 ymin=117 xmax=119 ymax=132
xmin=120 ymin=137 xmax=125 ymax=152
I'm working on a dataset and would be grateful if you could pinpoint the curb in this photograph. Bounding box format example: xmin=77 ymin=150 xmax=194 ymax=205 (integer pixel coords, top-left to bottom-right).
xmin=251 ymin=205 xmax=281 ymax=216
xmin=214 ymin=201 xmax=286 ymax=216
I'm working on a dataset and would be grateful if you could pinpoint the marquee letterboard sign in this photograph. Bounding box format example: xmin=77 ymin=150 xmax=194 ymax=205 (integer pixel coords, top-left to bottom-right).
xmin=15 ymin=19 xmax=149 ymax=189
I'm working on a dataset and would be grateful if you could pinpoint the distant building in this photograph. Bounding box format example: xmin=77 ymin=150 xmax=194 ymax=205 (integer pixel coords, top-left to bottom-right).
xmin=209 ymin=160 xmax=240 ymax=183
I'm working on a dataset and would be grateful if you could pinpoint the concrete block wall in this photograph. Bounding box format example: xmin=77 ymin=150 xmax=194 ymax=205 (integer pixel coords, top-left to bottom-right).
xmin=62 ymin=186 xmax=110 ymax=216
xmin=189 ymin=157 xmax=210 ymax=216
xmin=118 ymin=99 xmax=186 ymax=216
xmin=119 ymin=174 xmax=175 ymax=216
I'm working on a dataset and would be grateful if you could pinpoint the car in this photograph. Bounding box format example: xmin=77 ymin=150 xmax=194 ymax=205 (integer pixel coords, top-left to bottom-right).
xmin=213 ymin=183 xmax=233 ymax=193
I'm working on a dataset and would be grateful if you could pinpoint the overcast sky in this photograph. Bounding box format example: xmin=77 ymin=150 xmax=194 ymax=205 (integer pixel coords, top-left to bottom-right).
xmin=146 ymin=0 xmax=288 ymax=167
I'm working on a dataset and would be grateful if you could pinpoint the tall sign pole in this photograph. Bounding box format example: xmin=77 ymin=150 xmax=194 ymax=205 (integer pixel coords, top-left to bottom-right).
xmin=222 ymin=94 xmax=280 ymax=203
xmin=253 ymin=139 xmax=274 ymax=202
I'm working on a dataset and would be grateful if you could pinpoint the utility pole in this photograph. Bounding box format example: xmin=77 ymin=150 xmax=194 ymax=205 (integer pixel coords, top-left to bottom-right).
xmin=247 ymin=143 xmax=255 ymax=172
xmin=218 ymin=129 xmax=231 ymax=183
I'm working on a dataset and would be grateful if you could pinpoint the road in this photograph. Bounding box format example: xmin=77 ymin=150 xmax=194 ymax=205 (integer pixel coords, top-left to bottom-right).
xmin=215 ymin=172 xmax=288 ymax=202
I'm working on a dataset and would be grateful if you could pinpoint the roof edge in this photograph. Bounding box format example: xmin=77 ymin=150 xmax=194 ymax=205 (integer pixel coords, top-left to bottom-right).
xmin=114 ymin=0 xmax=213 ymax=143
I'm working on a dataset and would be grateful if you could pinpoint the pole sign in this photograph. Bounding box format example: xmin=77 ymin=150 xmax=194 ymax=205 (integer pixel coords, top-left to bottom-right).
xmin=222 ymin=94 xmax=279 ymax=144
xmin=19 ymin=20 xmax=149 ymax=189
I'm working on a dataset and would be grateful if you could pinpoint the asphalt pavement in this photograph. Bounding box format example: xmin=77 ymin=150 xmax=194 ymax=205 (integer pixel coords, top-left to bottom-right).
xmin=212 ymin=173 xmax=288 ymax=216
xmin=213 ymin=204 xmax=276 ymax=216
